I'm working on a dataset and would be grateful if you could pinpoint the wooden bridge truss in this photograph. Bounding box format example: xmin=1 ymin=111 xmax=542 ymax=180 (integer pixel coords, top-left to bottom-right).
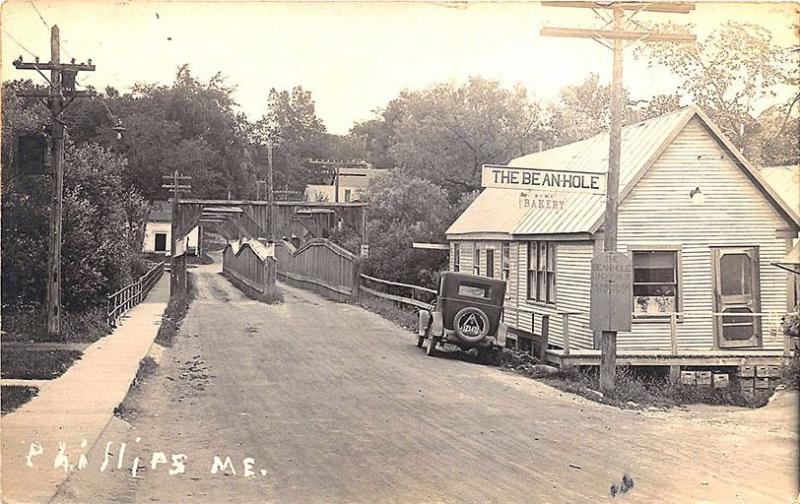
xmin=169 ymin=199 xmax=367 ymax=295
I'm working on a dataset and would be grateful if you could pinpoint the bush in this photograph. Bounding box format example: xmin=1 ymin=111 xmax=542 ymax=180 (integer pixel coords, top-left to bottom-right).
xmin=781 ymin=311 xmax=799 ymax=389
xmin=2 ymin=142 xmax=149 ymax=314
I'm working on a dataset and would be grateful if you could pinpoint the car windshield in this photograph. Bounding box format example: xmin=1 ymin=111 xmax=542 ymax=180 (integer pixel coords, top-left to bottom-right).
xmin=458 ymin=284 xmax=489 ymax=299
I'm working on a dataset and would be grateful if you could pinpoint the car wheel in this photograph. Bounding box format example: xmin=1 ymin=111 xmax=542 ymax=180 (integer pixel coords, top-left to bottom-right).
xmin=452 ymin=307 xmax=491 ymax=343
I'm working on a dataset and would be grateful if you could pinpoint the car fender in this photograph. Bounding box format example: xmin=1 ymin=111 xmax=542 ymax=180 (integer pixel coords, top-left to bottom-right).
xmin=418 ymin=310 xmax=431 ymax=336
xmin=431 ymin=310 xmax=444 ymax=337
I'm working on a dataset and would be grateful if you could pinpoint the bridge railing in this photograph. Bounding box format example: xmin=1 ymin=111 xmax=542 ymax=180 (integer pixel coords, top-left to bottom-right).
xmin=107 ymin=261 xmax=165 ymax=326
xmin=222 ymin=239 xmax=278 ymax=301
xmin=275 ymin=239 xmax=359 ymax=301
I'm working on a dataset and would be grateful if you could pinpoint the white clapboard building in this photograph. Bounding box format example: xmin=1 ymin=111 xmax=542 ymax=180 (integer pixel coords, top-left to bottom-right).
xmin=142 ymin=200 xmax=200 ymax=256
xmin=446 ymin=106 xmax=799 ymax=368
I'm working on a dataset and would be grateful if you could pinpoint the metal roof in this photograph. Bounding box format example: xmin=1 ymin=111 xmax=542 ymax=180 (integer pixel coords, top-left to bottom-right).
xmin=447 ymin=107 xmax=694 ymax=237
xmin=759 ymin=165 xmax=800 ymax=216
xmin=447 ymin=106 xmax=800 ymax=238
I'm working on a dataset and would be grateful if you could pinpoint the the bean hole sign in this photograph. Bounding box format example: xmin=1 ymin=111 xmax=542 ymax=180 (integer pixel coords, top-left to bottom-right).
xmin=590 ymin=251 xmax=633 ymax=332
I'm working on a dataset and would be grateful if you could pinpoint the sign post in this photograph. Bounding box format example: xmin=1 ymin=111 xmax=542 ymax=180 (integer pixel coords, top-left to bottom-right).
xmin=590 ymin=251 xmax=633 ymax=333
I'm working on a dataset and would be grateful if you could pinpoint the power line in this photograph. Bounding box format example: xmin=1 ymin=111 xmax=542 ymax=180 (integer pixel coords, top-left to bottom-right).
xmin=29 ymin=1 xmax=74 ymax=59
xmin=3 ymin=29 xmax=39 ymax=59
xmin=29 ymin=0 xmax=49 ymax=31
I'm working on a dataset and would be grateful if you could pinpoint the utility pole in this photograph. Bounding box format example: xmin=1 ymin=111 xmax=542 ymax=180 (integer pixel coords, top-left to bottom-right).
xmin=13 ymin=26 xmax=95 ymax=337
xmin=541 ymin=1 xmax=695 ymax=393
xmin=162 ymin=171 xmax=191 ymax=296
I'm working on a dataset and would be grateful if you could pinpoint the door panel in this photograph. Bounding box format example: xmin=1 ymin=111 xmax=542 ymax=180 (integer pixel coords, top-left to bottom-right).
xmin=712 ymin=247 xmax=761 ymax=348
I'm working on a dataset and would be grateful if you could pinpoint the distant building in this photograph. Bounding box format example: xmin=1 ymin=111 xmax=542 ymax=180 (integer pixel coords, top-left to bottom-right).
xmin=304 ymin=165 xmax=389 ymax=203
xmin=447 ymin=106 xmax=799 ymax=368
xmin=142 ymin=200 xmax=200 ymax=256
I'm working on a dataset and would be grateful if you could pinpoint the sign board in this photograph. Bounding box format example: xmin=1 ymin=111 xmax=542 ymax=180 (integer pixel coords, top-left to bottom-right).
xmin=17 ymin=134 xmax=47 ymax=176
xmin=481 ymin=164 xmax=606 ymax=195
xmin=590 ymin=251 xmax=633 ymax=332
xmin=518 ymin=191 xmax=566 ymax=211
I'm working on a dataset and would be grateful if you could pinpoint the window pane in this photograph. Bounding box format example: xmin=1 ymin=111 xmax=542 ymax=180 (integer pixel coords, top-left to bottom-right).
xmin=537 ymin=271 xmax=546 ymax=300
xmin=547 ymin=272 xmax=556 ymax=303
xmin=547 ymin=243 xmax=556 ymax=272
xmin=458 ymin=284 xmax=489 ymax=299
xmin=528 ymin=242 xmax=536 ymax=272
xmin=719 ymin=253 xmax=752 ymax=296
xmin=538 ymin=242 xmax=546 ymax=272
xmin=634 ymin=296 xmax=676 ymax=314
xmin=528 ymin=270 xmax=535 ymax=299
xmin=721 ymin=307 xmax=755 ymax=341
xmin=633 ymin=284 xmax=677 ymax=297
xmin=633 ymin=252 xmax=676 ymax=282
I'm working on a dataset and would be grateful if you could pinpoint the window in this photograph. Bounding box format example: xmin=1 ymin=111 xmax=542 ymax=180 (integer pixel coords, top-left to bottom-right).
xmin=458 ymin=284 xmax=489 ymax=299
xmin=501 ymin=243 xmax=510 ymax=281
xmin=633 ymin=250 xmax=679 ymax=316
xmin=344 ymin=189 xmax=352 ymax=202
xmin=473 ymin=245 xmax=480 ymax=275
xmin=527 ymin=241 xmax=556 ymax=304
xmin=453 ymin=243 xmax=461 ymax=272
xmin=154 ymin=233 xmax=167 ymax=252
xmin=486 ymin=249 xmax=495 ymax=278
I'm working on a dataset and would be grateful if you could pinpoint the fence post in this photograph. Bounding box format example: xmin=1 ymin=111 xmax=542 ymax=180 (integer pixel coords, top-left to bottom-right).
xmin=351 ymin=259 xmax=360 ymax=299
xmin=561 ymin=313 xmax=571 ymax=357
xmin=670 ymin=313 xmax=678 ymax=355
xmin=540 ymin=315 xmax=550 ymax=362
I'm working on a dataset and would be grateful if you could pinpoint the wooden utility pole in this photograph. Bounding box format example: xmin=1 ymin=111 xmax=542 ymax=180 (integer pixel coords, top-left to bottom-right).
xmin=162 ymin=171 xmax=191 ymax=295
xmin=13 ymin=26 xmax=95 ymax=337
xmin=541 ymin=1 xmax=695 ymax=393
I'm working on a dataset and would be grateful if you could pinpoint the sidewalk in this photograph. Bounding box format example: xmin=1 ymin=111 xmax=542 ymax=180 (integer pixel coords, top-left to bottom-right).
xmin=1 ymin=274 xmax=170 ymax=504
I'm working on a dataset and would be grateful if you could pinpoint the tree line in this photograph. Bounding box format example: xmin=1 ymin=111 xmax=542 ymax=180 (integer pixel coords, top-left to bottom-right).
xmin=2 ymin=21 xmax=797 ymax=315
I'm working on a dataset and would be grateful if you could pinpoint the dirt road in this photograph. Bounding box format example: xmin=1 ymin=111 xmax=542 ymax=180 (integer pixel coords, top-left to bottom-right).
xmin=54 ymin=260 xmax=798 ymax=503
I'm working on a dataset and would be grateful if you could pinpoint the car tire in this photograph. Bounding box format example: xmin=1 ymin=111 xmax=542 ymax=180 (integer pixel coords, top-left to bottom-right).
xmin=452 ymin=307 xmax=490 ymax=343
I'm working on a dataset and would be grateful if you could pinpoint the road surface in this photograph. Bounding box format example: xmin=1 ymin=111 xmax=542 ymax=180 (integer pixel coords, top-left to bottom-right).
xmin=54 ymin=260 xmax=798 ymax=503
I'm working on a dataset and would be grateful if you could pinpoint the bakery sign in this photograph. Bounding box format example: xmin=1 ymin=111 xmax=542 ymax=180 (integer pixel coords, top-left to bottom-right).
xmin=481 ymin=164 xmax=606 ymax=195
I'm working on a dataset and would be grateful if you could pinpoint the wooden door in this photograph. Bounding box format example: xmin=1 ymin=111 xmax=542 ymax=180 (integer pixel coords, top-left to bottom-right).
xmin=712 ymin=247 xmax=761 ymax=348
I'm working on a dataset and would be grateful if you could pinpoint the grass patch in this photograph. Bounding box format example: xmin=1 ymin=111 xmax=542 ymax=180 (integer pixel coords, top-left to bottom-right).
xmin=2 ymin=307 xmax=110 ymax=343
xmin=114 ymin=356 xmax=158 ymax=421
xmin=155 ymin=276 xmax=196 ymax=347
xmin=540 ymin=366 xmax=766 ymax=409
xmin=351 ymin=294 xmax=418 ymax=331
xmin=1 ymin=386 xmax=39 ymax=415
xmin=1 ymin=347 xmax=82 ymax=380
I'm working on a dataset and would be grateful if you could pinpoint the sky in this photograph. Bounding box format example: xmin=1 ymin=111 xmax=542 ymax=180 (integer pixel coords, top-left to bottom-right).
xmin=2 ymin=1 xmax=798 ymax=134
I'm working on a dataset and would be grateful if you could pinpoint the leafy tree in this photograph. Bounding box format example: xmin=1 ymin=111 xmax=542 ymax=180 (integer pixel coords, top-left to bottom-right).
xmin=254 ymin=86 xmax=329 ymax=192
xmin=636 ymin=21 xmax=799 ymax=164
xmin=355 ymin=77 xmax=551 ymax=201
xmin=361 ymin=172 xmax=453 ymax=287
xmin=547 ymin=73 xmax=625 ymax=144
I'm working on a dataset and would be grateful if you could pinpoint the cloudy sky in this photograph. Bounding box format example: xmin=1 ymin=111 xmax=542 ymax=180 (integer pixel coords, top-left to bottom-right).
xmin=2 ymin=1 xmax=797 ymax=134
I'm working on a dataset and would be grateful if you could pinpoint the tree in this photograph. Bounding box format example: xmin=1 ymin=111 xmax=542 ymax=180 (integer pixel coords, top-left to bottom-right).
xmin=361 ymin=172 xmax=453 ymax=287
xmin=547 ymin=73 xmax=623 ymax=144
xmin=254 ymin=86 xmax=329 ymax=192
xmin=636 ymin=21 xmax=800 ymax=164
xmin=356 ymin=77 xmax=551 ymax=201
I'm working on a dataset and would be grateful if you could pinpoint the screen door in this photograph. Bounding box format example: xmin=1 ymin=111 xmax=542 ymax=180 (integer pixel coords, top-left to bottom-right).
xmin=712 ymin=247 xmax=761 ymax=348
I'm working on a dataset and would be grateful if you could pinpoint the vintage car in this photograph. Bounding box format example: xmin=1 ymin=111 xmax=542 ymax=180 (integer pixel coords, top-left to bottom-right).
xmin=417 ymin=272 xmax=509 ymax=363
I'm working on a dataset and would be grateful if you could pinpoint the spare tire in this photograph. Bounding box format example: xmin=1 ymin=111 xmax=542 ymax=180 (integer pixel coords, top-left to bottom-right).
xmin=453 ymin=306 xmax=490 ymax=343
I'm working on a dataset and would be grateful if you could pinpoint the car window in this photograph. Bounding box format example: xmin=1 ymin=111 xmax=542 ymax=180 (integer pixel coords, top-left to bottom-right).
xmin=458 ymin=284 xmax=489 ymax=299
